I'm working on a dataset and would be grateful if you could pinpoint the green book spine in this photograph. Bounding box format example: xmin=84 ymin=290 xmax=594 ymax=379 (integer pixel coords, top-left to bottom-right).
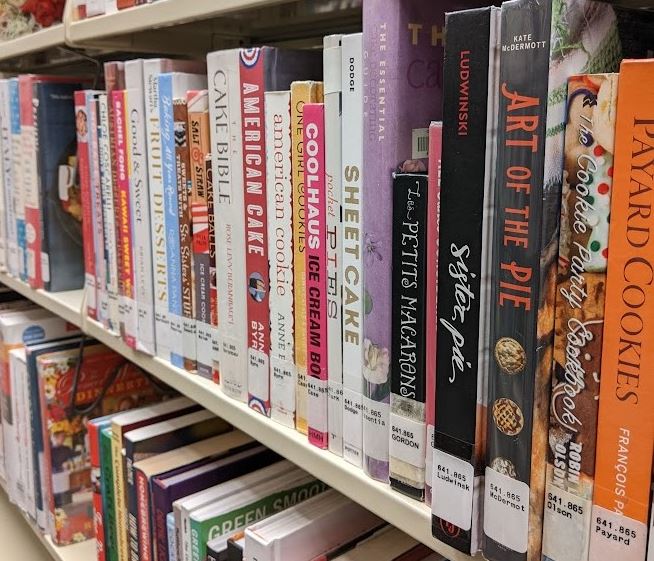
xmin=101 ymin=427 xmax=119 ymax=561
xmin=189 ymin=480 xmax=327 ymax=561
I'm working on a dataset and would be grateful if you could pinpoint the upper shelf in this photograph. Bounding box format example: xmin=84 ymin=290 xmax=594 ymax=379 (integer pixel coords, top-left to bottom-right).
xmin=0 ymin=272 xmax=479 ymax=561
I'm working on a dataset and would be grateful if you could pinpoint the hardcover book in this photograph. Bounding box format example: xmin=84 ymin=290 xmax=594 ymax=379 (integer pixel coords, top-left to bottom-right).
xmin=9 ymin=78 xmax=26 ymax=281
xmin=361 ymin=0 xmax=456 ymax=483
xmin=158 ymin=72 xmax=207 ymax=369
xmin=0 ymin=80 xmax=19 ymax=277
xmin=264 ymin=90 xmax=296 ymax=428
xmin=587 ymin=59 xmax=654 ymax=561
xmin=431 ymin=6 xmax=499 ymax=552
xmin=187 ymin=90 xmax=213 ymax=379
xmin=291 ymin=80 xmax=324 ymax=433
xmin=389 ymin=173 xmax=429 ymax=500
xmin=99 ymin=427 xmax=118 ymax=561
xmin=424 ymin=122 xmax=442 ymax=507
xmin=125 ymin=59 xmax=157 ymax=356
xmin=37 ymin=343 xmax=161 ymax=545
xmin=37 ymin=83 xmax=86 ymax=293
xmin=340 ymin=33 xmax=364 ymax=467
xmin=324 ymin=34 xmax=344 ymax=457
xmin=304 ymin=102 xmax=329 ymax=448
xmin=541 ymin=73 xmax=618 ymax=561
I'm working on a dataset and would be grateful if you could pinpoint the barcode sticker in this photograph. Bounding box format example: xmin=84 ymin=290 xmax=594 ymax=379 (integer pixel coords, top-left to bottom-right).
xmin=412 ymin=128 xmax=429 ymax=159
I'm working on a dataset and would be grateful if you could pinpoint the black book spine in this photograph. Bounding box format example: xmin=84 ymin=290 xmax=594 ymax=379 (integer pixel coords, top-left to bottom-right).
xmin=483 ymin=1 xmax=552 ymax=561
xmin=389 ymin=172 xmax=429 ymax=500
xmin=432 ymin=6 xmax=497 ymax=554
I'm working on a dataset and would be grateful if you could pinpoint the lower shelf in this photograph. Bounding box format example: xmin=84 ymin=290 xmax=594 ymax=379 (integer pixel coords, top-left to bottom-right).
xmin=0 ymin=272 xmax=479 ymax=561
xmin=0 ymin=477 xmax=95 ymax=561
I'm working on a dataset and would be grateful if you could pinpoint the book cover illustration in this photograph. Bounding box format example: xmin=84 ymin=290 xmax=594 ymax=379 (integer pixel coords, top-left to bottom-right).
xmin=304 ymin=102 xmax=328 ymax=448
xmin=390 ymin=173 xmax=429 ymax=500
xmin=541 ymin=73 xmax=618 ymax=561
xmin=38 ymin=343 xmax=161 ymax=545
xmin=431 ymin=6 xmax=499 ymax=552
xmin=265 ymin=90 xmax=296 ymax=429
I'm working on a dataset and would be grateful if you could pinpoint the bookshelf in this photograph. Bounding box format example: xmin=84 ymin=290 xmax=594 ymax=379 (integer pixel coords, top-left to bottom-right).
xmin=0 ymin=477 xmax=95 ymax=561
xmin=0 ymin=272 xmax=479 ymax=561
xmin=0 ymin=25 xmax=66 ymax=69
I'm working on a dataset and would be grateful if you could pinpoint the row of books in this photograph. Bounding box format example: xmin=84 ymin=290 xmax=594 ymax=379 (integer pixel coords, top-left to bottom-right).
xmin=72 ymin=0 xmax=160 ymax=20
xmin=0 ymin=292 xmax=448 ymax=561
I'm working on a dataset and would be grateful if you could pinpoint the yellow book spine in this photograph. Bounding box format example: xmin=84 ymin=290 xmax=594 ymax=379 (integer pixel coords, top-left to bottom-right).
xmin=111 ymin=425 xmax=129 ymax=561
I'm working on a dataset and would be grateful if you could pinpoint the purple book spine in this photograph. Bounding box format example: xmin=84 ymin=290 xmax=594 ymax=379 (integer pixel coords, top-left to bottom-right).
xmin=362 ymin=0 xmax=455 ymax=482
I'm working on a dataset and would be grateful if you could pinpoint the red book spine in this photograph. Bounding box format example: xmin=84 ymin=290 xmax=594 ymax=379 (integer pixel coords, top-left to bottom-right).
xmin=75 ymin=90 xmax=97 ymax=319
xmin=89 ymin=421 xmax=106 ymax=561
xmin=111 ymin=90 xmax=136 ymax=349
xmin=136 ymin=469 xmax=152 ymax=561
xmin=239 ymin=49 xmax=271 ymax=415
xmin=304 ymin=102 xmax=328 ymax=449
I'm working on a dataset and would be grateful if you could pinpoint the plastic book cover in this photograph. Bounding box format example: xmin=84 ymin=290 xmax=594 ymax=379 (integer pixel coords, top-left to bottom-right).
xmin=0 ymin=80 xmax=19 ymax=277
xmin=541 ymin=73 xmax=617 ymax=561
xmin=587 ymin=60 xmax=654 ymax=561
xmin=291 ymin=80 xmax=324 ymax=433
xmin=424 ymin=122 xmax=442 ymax=507
xmin=9 ymin=78 xmax=27 ymax=282
xmin=125 ymin=58 xmax=157 ymax=356
xmin=304 ymin=102 xmax=328 ymax=448
xmin=389 ymin=173 xmax=429 ymax=500
xmin=324 ymin=34 xmax=344 ymax=457
xmin=361 ymin=0 xmax=461 ymax=484
xmin=264 ymin=90 xmax=296 ymax=429
xmin=431 ymin=7 xmax=499 ymax=552
xmin=37 ymin=343 xmax=162 ymax=545
xmin=340 ymin=33 xmax=364 ymax=468
xmin=187 ymin=89 xmax=213 ymax=379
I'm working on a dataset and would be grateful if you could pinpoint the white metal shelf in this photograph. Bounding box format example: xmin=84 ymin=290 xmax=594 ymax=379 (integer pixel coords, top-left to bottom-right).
xmin=0 ymin=272 xmax=479 ymax=561
xmin=0 ymin=477 xmax=96 ymax=561
xmin=0 ymin=25 xmax=65 ymax=63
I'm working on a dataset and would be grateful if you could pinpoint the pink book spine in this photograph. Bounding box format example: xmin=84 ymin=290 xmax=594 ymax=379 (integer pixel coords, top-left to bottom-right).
xmin=304 ymin=102 xmax=329 ymax=449
xmin=425 ymin=122 xmax=443 ymax=505
xmin=111 ymin=90 xmax=136 ymax=349
xmin=75 ymin=90 xmax=97 ymax=319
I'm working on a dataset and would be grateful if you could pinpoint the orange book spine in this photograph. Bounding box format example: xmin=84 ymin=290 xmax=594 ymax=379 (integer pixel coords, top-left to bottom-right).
xmin=588 ymin=58 xmax=654 ymax=561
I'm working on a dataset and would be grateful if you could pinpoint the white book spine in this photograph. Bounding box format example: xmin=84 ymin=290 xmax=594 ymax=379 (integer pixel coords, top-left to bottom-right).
xmin=167 ymin=512 xmax=178 ymax=561
xmin=208 ymin=50 xmax=248 ymax=402
xmin=22 ymin=96 xmax=38 ymax=283
xmin=104 ymin=0 xmax=117 ymax=14
xmin=126 ymin=60 xmax=156 ymax=356
xmin=21 ymin=352 xmax=36 ymax=519
xmin=324 ymin=35 xmax=344 ymax=456
xmin=0 ymin=105 xmax=6 ymax=272
xmin=9 ymin=80 xmax=26 ymax=281
xmin=89 ymin=97 xmax=110 ymax=328
xmin=340 ymin=33 xmax=364 ymax=467
xmin=143 ymin=59 xmax=172 ymax=360
xmin=265 ymin=90 xmax=296 ymax=429
xmin=0 ymin=81 xmax=18 ymax=277
xmin=97 ymin=94 xmax=121 ymax=335
xmin=4 ymin=351 xmax=21 ymax=504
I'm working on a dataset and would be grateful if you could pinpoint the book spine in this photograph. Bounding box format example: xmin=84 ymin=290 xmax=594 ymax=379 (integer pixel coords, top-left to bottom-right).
xmin=167 ymin=512 xmax=177 ymax=561
xmin=112 ymin=90 xmax=138 ymax=349
xmin=482 ymin=2 xmax=552 ymax=560
xmin=101 ymin=428 xmax=119 ymax=561
xmin=239 ymin=48 xmax=271 ymax=415
xmin=159 ymin=75 xmax=185 ymax=368
xmin=75 ymin=90 xmax=98 ymax=318
xmin=126 ymin=80 xmax=156 ymax=356
xmin=340 ymin=33 xmax=364 ymax=467
xmin=20 ymin=353 xmax=36 ymax=518
xmin=174 ymin=97 xmax=198 ymax=373
xmin=207 ymin=52 xmax=247 ymax=399
xmin=291 ymin=81 xmax=323 ymax=434
xmin=389 ymin=173 xmax=429 ymax=500
xmin=126 ymin=444 xmax=142 ymax=561
xmin=431 ymin=7 xmax=498 ymax=551
xmin=112 ymin=426 xmax=130 ymax=561
xmin=89 ymin=96 xmax=110 ymax=327
xmin=20 ymin=77 xmax=42 ymax=289
xmin=98 ymin=94 xmax=121 ymax=335
xmin=265 ymin=90 xmax=296 ymax=428
xmin=304 ymin=102 xmax=328 ymax=448
xmin=0 ymin=81 xmax=18 ymax=277
xmin=188 ymin=90 xmax=212 ymax=379
xmin=151 ymin=482 xmax=173 ymax=561
xmin=207 ymin=153 xmax=220 ymax=383
xmin=207 ymin=50 xmax=248 ymax=401
xmin=9 ymin=79 xmax=26 ymax=282
xmin=541 ymin=74 xmax=617 ymax=561
xmin=425 ymin=122 xmax=442 ymax=506
xmin=135 ymin=469 xmax=153 ymax=561
xmin=90 ymin=423 xmax=107 ymax=561
xmin=144 ymin=60 xmax=172 ymax=361
xmin=588 ymin=59 xmax=654 ymax=561
xmin=27 ymin=354 xmax=45 ymax=529
xmin=324 ymin=35 xmax=344 ymax=456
